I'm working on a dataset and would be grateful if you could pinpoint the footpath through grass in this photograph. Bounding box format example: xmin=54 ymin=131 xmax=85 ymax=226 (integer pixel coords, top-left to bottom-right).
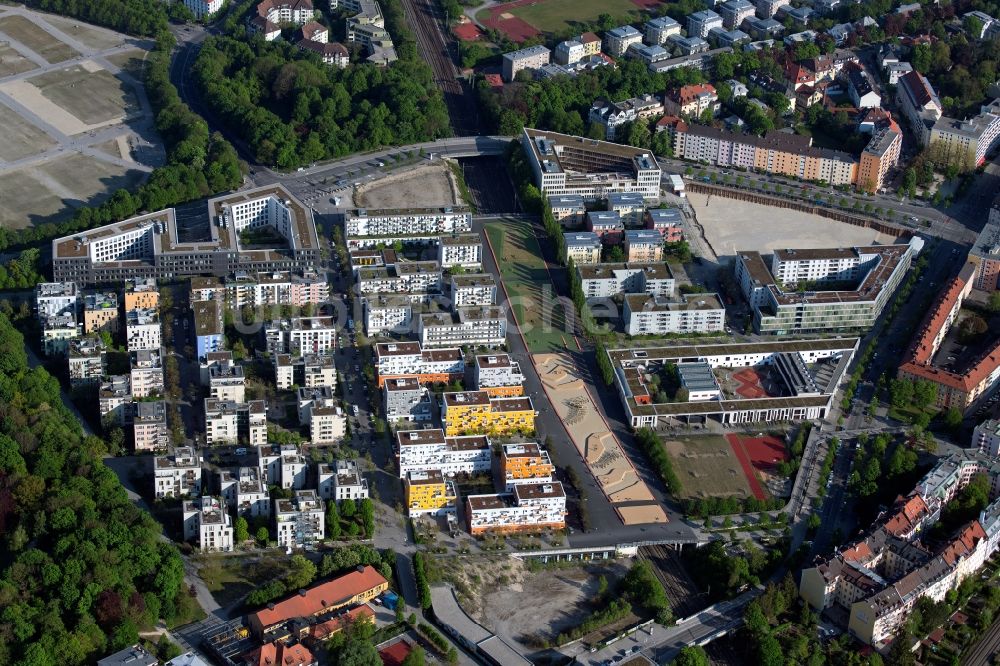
xmin=485 ymin=219 xmax=572 ymax=353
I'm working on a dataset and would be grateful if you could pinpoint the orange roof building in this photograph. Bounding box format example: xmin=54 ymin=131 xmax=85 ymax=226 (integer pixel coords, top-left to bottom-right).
xmin=244 ymin=641 xmax=316 ymax=666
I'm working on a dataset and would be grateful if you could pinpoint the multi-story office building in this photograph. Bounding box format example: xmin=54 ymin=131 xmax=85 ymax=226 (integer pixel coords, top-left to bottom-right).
xmin=719 ymin=0 xmax=755 ymax=28
xmin=450 ymin=273 xmax=497 ymax=308
xmin=418 ymin=306 xmax=507 ymax=348
xmin=404 ymin=469 xmax=457 ymax=516
xmin=258 ymin=444 xmax=309 ymax=490
xmin=645 ymin=208 xmax=684 ymax=242
xmin=521 ymin=128 xmax=661 ymax=202
xmin=130 ymin=348 xmax=165 ymax=398
xmin=125 ymin=308 xmax=161 ymax=352
xmin=264 ymin=317 xmax=337 ymax=355
xmin=218 ymin=466 xmax=270 ymax=519
xmin=82 ymin=291 xmax=119 ymax=334
xmin=374 ymin=342 xmax=464 ymax=386
xmin=134 ymin=400 xmax=169 ymax=452
xmin=501 ymin=44 xmax=551 ymax=81
xmin=466 ymin=482 xmax=567 ymax=535
xmin=442 ymin=391 xmax=535 ymax=436
xmin=645 ymin=16 xmax=681 ymax=44
xmin=363 ymin=294 xmax=413 ymax=335
xmin=438 ymin=233 xmax=483 ymax=269
xmin=384 ymin=376 xmax=434 ymax=422
xmin=974 ymin=420 xmax=1000 ymax=458
xmin=548 ymin=194 xmax=587 ymax=226
xmin=357 ymin=261 xmax=442 ymax=295
xmin=735 ymin=242 xmax=918 ymax=334
xmin=396 ymin=429 xmax=492 ymax=478
xmin=317 ymin=460 xmax=370 ymax=502
xmin=344 ymin=207 xmax=472 ymax=237
xmin=603 ymin=25 xmax=642 ymax=57
xmin=183 ymin=496 xmax=234 ymax=552
xmin=553 ymin=39 xmax=585 ymax=66
xmin=474 ymin=354 xmax=525 ymax=397
xmin=204 ymin=399 xmax=267 ymax=446
xmin=99 ymin=375 xmax=132 ymax=426
xmin=68 ymin=337 xmax=106 ymax=387
xmin=52 ymin=185 xmax=320 ymax=285
xmin=858 ymin=122 xmax=903 ymax=193
xmin=623 ymin=230 xmax=665 ymax=262
xmin=564 ymin=232 xmax=602 ymax=265
xmin=273 ymin=353 xmax=337 ymax=390
xmin=577 ymin=262 xmax=676 ymax=300
xmin=500 ymin=442 xmax=554 ymax=489
xmin=275 ymin=490 xmax=325 ymax=548
xmin=154 ymin=446 xmax=202 ymax=498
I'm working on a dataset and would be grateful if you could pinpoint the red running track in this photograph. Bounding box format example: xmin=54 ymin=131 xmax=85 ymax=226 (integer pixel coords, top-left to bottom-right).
xmin=726 ymin=434 xmax=767 ymax=500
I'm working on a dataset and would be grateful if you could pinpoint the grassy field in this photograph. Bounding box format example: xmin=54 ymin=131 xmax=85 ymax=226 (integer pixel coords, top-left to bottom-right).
xmin=507 ymin=0 xmax=644 ymax=34
xmin=0 ymin=15 xmax=79 ymax=63
xmin=0 ymin=111 xmax=55 ymax=161
xmin=662 ymin=434 xmax=753 ymax=501
xmin=32 ymin=66 xmax=138 ymax=126
xmin=194 ymin=553 xmax=291 ymax=609
xmin=485 ymin=219 xmax=572 ymax=354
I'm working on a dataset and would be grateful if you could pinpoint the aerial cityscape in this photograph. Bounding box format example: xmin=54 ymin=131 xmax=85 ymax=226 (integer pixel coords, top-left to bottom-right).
xmin=4 ymin=0 xmax=1000 ymax=665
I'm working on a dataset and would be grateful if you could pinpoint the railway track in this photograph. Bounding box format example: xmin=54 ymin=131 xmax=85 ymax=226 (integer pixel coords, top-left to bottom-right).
xmin=963 ymin=618 xmax=1000 ymax=665
xmin=638 ymin=545 xmax=708 ymax=618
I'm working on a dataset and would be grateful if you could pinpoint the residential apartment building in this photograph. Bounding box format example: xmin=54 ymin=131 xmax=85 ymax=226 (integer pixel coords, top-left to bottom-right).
xmin=500 ymin=442 xmax=554 ymax=489
xmin=273 ymin=353 xmax=337 ymax=390
xmin=623 ymin=293 xmax=726 ymax=335
xmin=754 ymin=0 xmax=790 ymax=17
xmin=219 ymin=467 xmax=270 ymax=519
xmin=501 ymin=45 xmax=551 ymax=82
xmin=275 ymin=490 xmax=325 ymax=548
xmin=254 ymin=0 xmax=316 ymax=26
xmin=577 ymin=31 xmax=602 ymax=56
xmin=363 ymin=294 xmax=413 ymax=335
xmin=130 ymin=348 xmax=165 ymax=398
xmin=41 ymin=311 xmax=79 ymax=358
xmin=344 ymin=208 xmax=472 ymax=237
xmin=438 ymin=233 xmax=483 ymax=269
xmin=204 ymin=399 xmax=267 ymax=446
xmin=100 ymin=375 xmax=132 ymax=426
xmin=930 ymin=98 xmax=1000 ymax=170
xmin=607 ymin=192 xmax=647 ymax=226
xmin=968 ymin=201 xmax=1000 ymax=292
xmin=309 ymin=401 xmax=346 ymax=444
xmin=521 ymin=128 xmax=661 ymax=202
xmin=858 ymin=122 xmax=903 ymax=193
xmin=209 ymin=360 xmax=246 ymax=402
xmin=547 ymin=194 xmax=586 ymax=226
xmin=154 ymin=447 xmax=202 ymax=498
xmin=68 ymin=337 xmax=106 ymax=387
xmin=564 ymin=232 xmax=602 ymax=265
xmin=442 ymin=391 xmax=535 ymax=436
xmin=395 ymin=429 xmax=492 ymax=478
xmin=418 ymin=306 xmax=507 ymax=348
xmin=553 ymin=40 xmax=585 ymax=66
xmin=466 ymin=482 xmax=567 ymax=535
xmin=974 ymin=419 xmax=1000 ymax=458
xmin=404 ymin=469 xmax=458 ymax=516
xmin=374 ymin=342 xmax=464 ymax=386
xmin=474 ymin=353 xmax=525 ymax=397
xmin=182 ymin=496 xmax=234 ymax=552
xmin=587 ymin=211 xmax=624 ymax=243
xmin=624 ymin=230 xmax=665 ymax=262
xmin=664 ymin=83 xmax=720 ymax=118
xmin=182 ymin=0 xmax=223 ymax=18
xmin=259 ymin=444 xmax=309 ymax=490
xmin=317 ymin=460 xmax=369 ymax=501
xmin=357 ymin=261 xmax=442 ymax=295
xmin=577 ymin=262 xmax=676 ymax=300
xmin=223 ymin=270 xmax=329 ymax=308
xmin=125 ymin=308 xmax=161 ymax=352
xmin=124 ymin=278 xmax=159 ymax=311
xmin=82 ymin=291 xmax=119 ymax=334
xmin=35 ymin=281 xmax=78 ymax=318
xmin=720 ymin=0 xmax=755 ymax=28
xmin=450 ymin=273 xmax=497 ymax=307
xmin=264 ymin=317 xmax=337 ymax=355
xmin=383 ymin=376 xmax=434 ymax=422
xmin=588 ymin=95 xmax=664 ymax=140
xmin=604 ymin=25 xmax=642 ymax=57
xmin=846 ymin=65 xmax=880 ymax=108
xmin=645 ymin=208 xmax=684 ymax=242
xmin=645 ymin=16 xmax=681 ymax=44
xmin=897 ymin=70 xmax=943 ymax=145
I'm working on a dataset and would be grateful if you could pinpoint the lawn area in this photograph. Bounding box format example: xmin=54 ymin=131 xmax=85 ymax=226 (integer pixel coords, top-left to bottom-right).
xmin=484 ymin=219 xmax=572 ymax=353
xmin=193 ymin=553 xmax=290 ymax=608
xmin=661 ymin=434 xmax=754 ymax=501
xmin=504 ymin=0 xmax=646 ymax=34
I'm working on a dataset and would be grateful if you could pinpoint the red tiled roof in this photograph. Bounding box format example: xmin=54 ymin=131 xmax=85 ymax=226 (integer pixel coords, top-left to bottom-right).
xmin=484 ymin=73 xmax=503 ymax=87
xmin=940 ymin=521 xmax=986 ymax=566
xmin=656 ymin=115 xmax=688 ymax=132
xmin=308 ymin=605 xmax=375 ymax=641
xmin=882 ymin=494 xmax=928 ymax=537
xmin=899 ymin=70 xmax=934 ymax=107
xmin=244 ymin=642 xmax=316 ymax=666
xmin=580 ymin=31 xmax=601 ymax=44
xmin=251 ymin=566 xmax=387 ymax=630
xmin=671 ymin=83 xmax=717 ymax=105
xmin=379 ymin=639 xmax=413 ymax=666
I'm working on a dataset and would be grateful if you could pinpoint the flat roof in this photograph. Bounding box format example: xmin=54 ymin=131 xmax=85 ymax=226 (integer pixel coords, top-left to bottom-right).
xmin=608 ymin=337 xmax=857 ymax=365
xmin=578 ymin=262 xmax=673 ymax=281
xmin=624 ymin=293 xmax=723 ymax=311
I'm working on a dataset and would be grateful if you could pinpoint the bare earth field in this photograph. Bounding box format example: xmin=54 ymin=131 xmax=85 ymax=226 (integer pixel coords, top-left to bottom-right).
xmin=0 ymin=15 xmax=79 ymax=63
xmin=0 ymin=43 xmax=35 ymax=77
xmin=39 ymin=13 xmax=129 ymax=50
xmin=663 ymin=434 xmax=753 ymax=501
xmin=0 ymin=112 xmax=56 ymax=161
xmin=31 ymin=65 xmax=139 ymax=126
xmin=687 ymin=192 xmax=899 ymax=258
xmin=355 ymin=162 xmax=459 ymax=209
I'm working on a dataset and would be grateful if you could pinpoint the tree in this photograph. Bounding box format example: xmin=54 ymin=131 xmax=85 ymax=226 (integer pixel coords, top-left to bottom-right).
xmin=912 ymin=380 xmax=938 ymax=409
xmin=341 ymin=497 xmax=357 ymax=518
xmin=988 ymin=291 xmax=1000 ymax=313
xmin=942 ymin=407 xmax=963 ymax=432
xmin=675 ymin=645 xmax=709 ymax=666
xmin=327 ymin=500 xmax=342 ymax=540
xmin=285 ymin=554 xmax=317 ymax=590
xmin=256 ymin=526 xmax=270 ymax=545
xmin=234 ymin=516 xmax=250 ymax=543
xmin=395 ymin=599 xmax=406 ymax=623
xmin=401 ymin=646 xmax=426 ymax=666
xmin=360 ymin=497 xmax=375 ymax=537
xmin=959 ymin=314 xmax=988 ymax=342
xmin=338 ymin=637 xmax=382 ymax=666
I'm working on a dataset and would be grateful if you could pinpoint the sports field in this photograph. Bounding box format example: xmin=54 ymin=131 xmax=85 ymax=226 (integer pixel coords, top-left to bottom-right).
xmin=478 ymin=0 xmax=651 ymax=40
xmin=485 ymin=219 xmax=573 ymax=353
xmin=662 ymin=434 xmax=754 ymax=501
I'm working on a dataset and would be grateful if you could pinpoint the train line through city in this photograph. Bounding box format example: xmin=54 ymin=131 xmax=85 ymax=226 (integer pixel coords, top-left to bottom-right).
xmin=638 ymin=545 xmax=708 ymax=618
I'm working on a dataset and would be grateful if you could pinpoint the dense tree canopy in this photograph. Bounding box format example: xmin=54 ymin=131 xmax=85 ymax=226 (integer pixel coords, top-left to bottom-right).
xmin=0 ymin=313 xmax=188 ymax=665
xmin=24 ymin=0 xmax=169 ymax=36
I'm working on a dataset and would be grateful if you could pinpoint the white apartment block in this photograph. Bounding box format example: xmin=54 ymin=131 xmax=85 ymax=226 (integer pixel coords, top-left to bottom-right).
xmin=68 ymin=337 xmax=106 ymax=386
xmin=310 ymin=402 xmax=347 ymax=444
xmin=344 ymin=208 xmax=472 ymax=237
xmin=357 ymin=261 xmax=442 ymax=295
xmin=603 ymin=25 xmax=642 ymax=57
xmin=450 ymin=273 xmax=497 ymax=307
xmin=930 ymin=99 xmax=1000 ymax=169
xmin=577 ymin=262 xmax=676 ymax=300
xmin=564 ymin=232 xmax=602 ymax=265
xmin=419 ymin=306 xmax=507 ymax=348
xmin=183 ymin=496 xmax=234 ymax=552
xmin=275 ymin=490 xmax=325 ymax=548
xmin=466 ymin=482 xmax=567 ymax=535
xmin=384 ymin=377 xmax=434 ymax=422
xmin=130 ymin=348 xmax=165 ymax=398
xmin=99 ymin=375 xmax=132 ymax=426
xmin=126 ymin=309 xmax=161 ymax=352
xmin=438 ymin=234 xmax=483 ymax=269
xmin=318 ymin=460 xmax=370 ymax=501
xmin=272 ymin=353 xmax=337 ymax=390
xmin=720 ymin=0 xmax=755 ymax=29
xmin=35 ymin=282 xmax=78 ymax=318
xmin=264 ymin=317 xmax=337 ymax=355
xmin=134 ymin=400 xmax=169 ymax=452
xmin=204 ymin=399 xmax=267 ymax=446
xmin=219 ymin=466 xmax=270 ymax=519
xmin=183 ymin=0 xmax=224 ymax=18
xmin=210 ymin=362 xmax=247 ymax=402
xmin=363 ymin=295 xmax=413 ymax=335
xmin=553 ymin=40 xmax=585 ymax=66
xmin=297 ymin=386 xmax=337 ymax=425
xmin=154 ymin=447 xmax=202 ymax=498
xmin=259 ymin=443 xmax=309 ymax=490
xmin=474 ymin=353 xmax=525 ymax=390
xmin=688 ymin=10 xmax=724 ymax=37
xmin=771 ymin=247 xmax=868 ymax=284
xmin=42 ymin=312 xmax=80 ymax=357
xmin=975 ymin=419 xmax=1000 ymax=458
xmin=225 ymin=270 xmax=330 ymax=308
xmin=501 ymin=45 xmax=551 ymax=82
xmin=623 ymin=293 xmax=727 ymax=336
xmin=396 ymin=429 xmax=492 ymax=478
xmin=645 ymin=16 xmax=681 ymax=44
xmin=754 ymin=0 xmax=790 ymax=17
xmin=374 ymin=342 xmax=464 ymax=383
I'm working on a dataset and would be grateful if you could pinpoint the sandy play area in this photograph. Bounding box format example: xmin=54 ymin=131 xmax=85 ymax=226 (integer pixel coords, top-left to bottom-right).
xmin=355 ymin=162 xmax=461 ymax=209
xmin=687 ymin=192 xmax=899 ymax=258
xmin=535 ymin=353 xmax=667 ymax=525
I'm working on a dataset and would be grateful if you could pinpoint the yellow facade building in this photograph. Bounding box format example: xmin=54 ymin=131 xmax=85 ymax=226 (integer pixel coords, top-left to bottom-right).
xmin=404 ymin=469 xmax=457 ymax=516
xmin=441 ymin=391 xmax=535 ymax=437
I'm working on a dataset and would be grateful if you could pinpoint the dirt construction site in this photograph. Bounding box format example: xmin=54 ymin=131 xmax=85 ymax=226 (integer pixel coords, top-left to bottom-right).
xmin=353 ymin=161 xmax=462 ymax=210
xmin=0 ymin=6 xmax=162 ymax=229
xmin=534 ymin=353 xmax=668 ymax=525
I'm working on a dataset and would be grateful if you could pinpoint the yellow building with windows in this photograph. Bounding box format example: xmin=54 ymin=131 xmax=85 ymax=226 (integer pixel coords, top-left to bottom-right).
xmin=441 ymin=391 xmax=535 ymax=437
xmin=404 ymin=469 xmax=457 ymax=516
